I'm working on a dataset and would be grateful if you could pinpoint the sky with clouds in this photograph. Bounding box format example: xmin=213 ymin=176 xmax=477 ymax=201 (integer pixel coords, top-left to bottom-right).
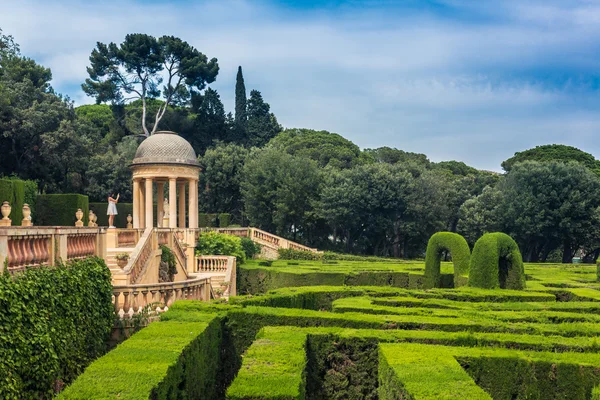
xmin=2 ymin=0 xmax=600 ymax=171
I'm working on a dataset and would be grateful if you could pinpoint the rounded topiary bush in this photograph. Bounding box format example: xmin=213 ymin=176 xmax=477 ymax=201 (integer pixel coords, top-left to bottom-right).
xmin=468 ymin=232 xmax=525 ymax=290
xmin=424 ymin=232 xmax=471 ymax=289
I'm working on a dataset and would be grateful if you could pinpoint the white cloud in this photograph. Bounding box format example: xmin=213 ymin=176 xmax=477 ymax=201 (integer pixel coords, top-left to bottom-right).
xmin=2 ymin=0 xmax=600 ymax=170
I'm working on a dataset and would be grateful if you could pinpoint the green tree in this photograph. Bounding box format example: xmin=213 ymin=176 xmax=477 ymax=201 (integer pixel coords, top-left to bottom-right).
xmin=457 ymin=186 xmax=503 ymax=245
xmin=246 ymin=90 xmax=282 ymax=147
xmin=84 ymin=136 xmax=139 ymax=202
xmin=241 ymin=148 xmax=322 ymax=242
xmin=268 ymin=128 xmax=363 ymax=169
xmin=82 ymin=33 xmax=219 ymax=136
xmin=363 ymin=147 xmax=431 ymax=168
xmin=199 ymin=143 xmax=249 ymax=217
xmin=184 ymin=88 xmax=227 ymax=155
xmin=502 ymin=144 xmax=600 ymax=175
xmin=234 ymin=66 xmax=247 ymax=139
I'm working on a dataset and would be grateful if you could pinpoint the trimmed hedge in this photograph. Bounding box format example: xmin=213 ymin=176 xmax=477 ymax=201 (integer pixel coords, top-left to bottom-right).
xmin=424 ymin=232 xmax=470 ymax=289
xmin=0 ymin=257 xmax=113 ymax=398
xmin=469 ymin=232 xmax=526 ymax=290
xmin=89 ymin=202 xmax=133 ymax=228
xmin=380 ymin=343 xmax=600 ymax=400
xmin=60 ymin=313 xmax=223 ymax=400
xmin=226 ymin=328 xmax=307 ymax=399
xmin=0 ymin=178 xmax=25 ymax=224
xmin=219 ymin=213 xmax=232 ymax=228
xmin=36 ymin=194 xmax=89 ymax=226
xmin=379 ymin=343 xmax=492 ymax=400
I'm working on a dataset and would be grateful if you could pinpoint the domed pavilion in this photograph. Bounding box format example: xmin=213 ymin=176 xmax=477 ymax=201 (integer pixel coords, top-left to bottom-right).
xmin=130 ymin=131 xmax=200 ymax=229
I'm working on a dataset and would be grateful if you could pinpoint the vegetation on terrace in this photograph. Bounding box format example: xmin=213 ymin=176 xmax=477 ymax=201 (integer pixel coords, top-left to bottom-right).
xmin=61 ymin=257 xmax=600 ymax=399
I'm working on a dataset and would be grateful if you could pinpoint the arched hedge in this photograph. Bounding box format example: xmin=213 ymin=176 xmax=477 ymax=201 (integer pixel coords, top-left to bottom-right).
xmin=424 ymin=232 xmax=471 ymax=288
xmin=468 ymin=232 xmax=526 ymax=290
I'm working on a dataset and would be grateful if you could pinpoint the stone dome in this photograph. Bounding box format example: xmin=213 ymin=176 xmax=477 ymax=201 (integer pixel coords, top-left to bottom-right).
xmin=131 ymin=131 xmax=199 ymax=167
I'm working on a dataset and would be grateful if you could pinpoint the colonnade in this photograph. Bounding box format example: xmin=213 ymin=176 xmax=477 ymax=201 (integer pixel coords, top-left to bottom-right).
xmin=132 ymin=178 xmax=199 ymax=229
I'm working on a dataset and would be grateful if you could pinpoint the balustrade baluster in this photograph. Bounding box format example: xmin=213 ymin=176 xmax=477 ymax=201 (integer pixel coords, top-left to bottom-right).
xmin=123 ymin=291 xmax=131 ymax=316
xmin=131 ymin=291 xmax=139 ymax=315
xmin=113 ymin=292 xmax=121 ymax=315
xmin=141 ymin=290 xmax=149 ymax=309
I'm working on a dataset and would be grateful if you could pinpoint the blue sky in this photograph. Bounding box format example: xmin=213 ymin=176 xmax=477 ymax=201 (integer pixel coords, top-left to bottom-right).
xmin=2 ymin=0 xmax=600 ymax=170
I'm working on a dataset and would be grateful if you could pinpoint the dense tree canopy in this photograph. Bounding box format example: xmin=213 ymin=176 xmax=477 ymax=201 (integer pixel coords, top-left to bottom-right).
xmin=502 ymin=144 xmax=600 ymax=175
xmin=3 ymin=28 xmax=600 ymax=262
xmin=268 ymin=128 xmax=363 ymax=169
xmin=82 ymin=33 xmax=219 ymax=136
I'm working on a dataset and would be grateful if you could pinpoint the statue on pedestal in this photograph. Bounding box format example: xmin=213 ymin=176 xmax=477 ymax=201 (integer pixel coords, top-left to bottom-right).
xmin=163 ymin=198 xmax=170 ymax=226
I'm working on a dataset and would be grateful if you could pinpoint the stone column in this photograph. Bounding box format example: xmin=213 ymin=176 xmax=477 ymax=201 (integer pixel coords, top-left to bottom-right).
xmin=139 ymin=180 xmax=146 ymax=229
xmin=188 ymin=179 xmax=198 ymax=229
xmin=156 ymin=181 xmax=164 ymax=228
xmin=169 ymin=178 xmax=177 ymax=229
xmin=133 ymin=179 xmax=140 ymax=229
xmin=145 ymin=178 xmax=153 ymax=228
xmin=178 ymin=181 xmax=186 ymax=228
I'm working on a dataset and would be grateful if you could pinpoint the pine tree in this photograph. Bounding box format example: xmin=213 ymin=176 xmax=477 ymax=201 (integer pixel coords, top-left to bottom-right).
xmin=234 ymin=66 xmax=247 ymax=139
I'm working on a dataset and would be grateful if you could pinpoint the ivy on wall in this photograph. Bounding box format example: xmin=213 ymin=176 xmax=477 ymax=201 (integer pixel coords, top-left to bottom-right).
xmin=0 ymin=257 xmax=114 ymax=398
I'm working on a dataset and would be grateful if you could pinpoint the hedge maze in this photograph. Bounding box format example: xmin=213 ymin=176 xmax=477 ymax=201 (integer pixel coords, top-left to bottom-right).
xmin=62 ymin=234 xmax=600 ymax=400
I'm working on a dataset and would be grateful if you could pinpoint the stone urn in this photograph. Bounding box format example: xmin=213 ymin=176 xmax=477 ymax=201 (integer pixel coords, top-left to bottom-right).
xmin=126 ymin=214 xmax=133 ymax=229
xmin=22 ymin=203 xmax=31 ymax=227
xmin=116 ymin=253 xmax=129 ymax=269
xmin=88 ymin=210 xmax=95 ymax=227
xmin=0 ymin=201 xmax=11 ymax=226
xmin=75 ymin=208 xmax=84 ymax=227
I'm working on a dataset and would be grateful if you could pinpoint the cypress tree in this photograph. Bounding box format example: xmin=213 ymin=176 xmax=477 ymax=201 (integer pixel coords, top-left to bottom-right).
xmin=234 ymin=66 xmax=247 ymax=137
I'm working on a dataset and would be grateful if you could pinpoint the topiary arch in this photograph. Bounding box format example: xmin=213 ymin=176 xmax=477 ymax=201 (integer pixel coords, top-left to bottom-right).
xmin=468 ymin=232 xmax=526 ymax=290
xmin=424 ymin=232 xmax=471 ymax=289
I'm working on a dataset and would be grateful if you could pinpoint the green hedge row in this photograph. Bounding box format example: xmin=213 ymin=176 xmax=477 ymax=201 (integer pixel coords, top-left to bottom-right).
xmin=60 ymin=313 xmax=223 ymax=400
xmin=278 ymin=248 xmax=395 ymax=262
xmin=0 ymin=178 xmax=26 ymax=224
xmin=237 ymin=266 xmax=456 ymax=295
xmin=36 ymin=194 xmax=89 ymax=226
xmin=89 ymin=202 xmax=133 ymax=228
xmin=0 ymin=257 xmax=113 ymax=398
xmin=424 ymin=232 xmax=470 ymax=289
xmin=199 ymin=213 xmax=233 ymax=228
xmin=226 ymin=327 xmax=307 ymax=399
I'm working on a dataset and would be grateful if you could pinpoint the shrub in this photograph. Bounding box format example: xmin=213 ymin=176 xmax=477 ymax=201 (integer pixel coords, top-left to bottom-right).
xmin=469 ymin=232 xmax=526 ymax=290
xmin=424 ymin=232 xmax=471 ymax=289
xmin=196 ymin=231 xmax=246 ymax=264
xmin=89 ymin=202 xmax=133 ymax=228
xmin=241 ymin=237 xmax=261 ymax=260
xmin=160 ymin=245 xmax=178 ymax=281
xmin=278 ymin=248 xmax=322 ymax=261
xmin=0 ymin=257 xmax=113 ymax=398
xmin=36 ymin=194 xmax=89 ymax=226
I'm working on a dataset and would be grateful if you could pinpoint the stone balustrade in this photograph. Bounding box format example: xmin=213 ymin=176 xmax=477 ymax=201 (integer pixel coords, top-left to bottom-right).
xmin=123 ymin=228 xmax=155 ymax=284
xmin=0 ymin=227 xmax=106 ymax=273
xmin=67 ymin=233 xmax=97 ymax=259
xmin=116 ymin=229 xmax=142 ymax=247
xmin=197 ymin=255 xmax=230 ymax=272
xmin=113 ymin=276 xmax=212 ymax=318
